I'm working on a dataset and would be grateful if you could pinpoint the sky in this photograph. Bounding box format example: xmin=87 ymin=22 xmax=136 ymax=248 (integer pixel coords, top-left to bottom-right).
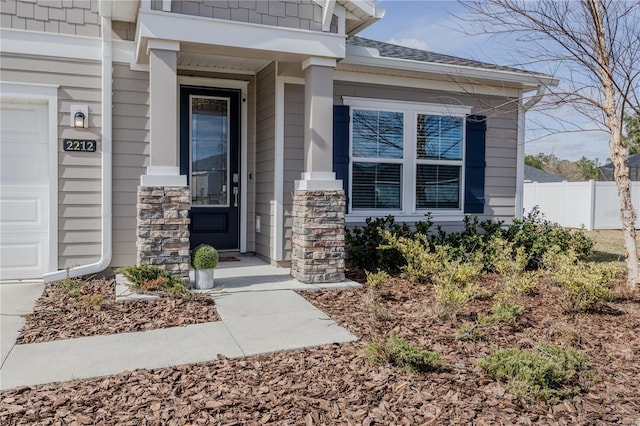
xmin=359 ymin=0 xmax=613 ymax=164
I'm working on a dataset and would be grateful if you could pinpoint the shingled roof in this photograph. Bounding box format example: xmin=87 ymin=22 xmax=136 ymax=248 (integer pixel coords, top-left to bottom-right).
xmin=346 ymin=36 xmax=534 ymax=75
xmin=524 ymin=165 xmax=565 ymax=183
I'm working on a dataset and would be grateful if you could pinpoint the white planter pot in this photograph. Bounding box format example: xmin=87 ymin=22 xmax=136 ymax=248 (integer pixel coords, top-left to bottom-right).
xmin=194 ymin=268 xmax=215 ymax=290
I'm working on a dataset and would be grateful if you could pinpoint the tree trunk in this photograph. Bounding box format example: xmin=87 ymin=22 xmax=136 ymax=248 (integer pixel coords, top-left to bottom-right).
xmin=609 ymin=128 xmax=639 ymax=289
xmin=588 ymin=0 xmax=639 ymax=289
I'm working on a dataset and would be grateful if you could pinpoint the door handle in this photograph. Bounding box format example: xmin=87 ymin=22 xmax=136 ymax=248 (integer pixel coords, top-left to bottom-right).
xmin=233 ymin=186 xmax=238 ymax=207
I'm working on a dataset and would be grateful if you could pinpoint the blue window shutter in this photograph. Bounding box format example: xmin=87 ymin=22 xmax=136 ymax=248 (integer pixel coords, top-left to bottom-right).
xmin=333 ymin=105 xmax=350 ymax=210
xmin=464 ymin=115 xmax=487 ymax=213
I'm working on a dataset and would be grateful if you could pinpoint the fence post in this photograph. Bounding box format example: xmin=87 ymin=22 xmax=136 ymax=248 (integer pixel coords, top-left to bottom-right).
xmin=588 ymin=180 xmax=595 ymax=231
xmin=562 ymin=180 xmax=568 ymax=227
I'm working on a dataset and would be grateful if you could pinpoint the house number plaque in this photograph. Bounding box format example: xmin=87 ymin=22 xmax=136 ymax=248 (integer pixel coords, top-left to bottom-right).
xmin=63 ymin=139 xmax=97 ymax=152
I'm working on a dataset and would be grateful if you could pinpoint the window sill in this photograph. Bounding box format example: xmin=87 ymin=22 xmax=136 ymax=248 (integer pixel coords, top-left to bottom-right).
xmin=345 ymin=212 xmax=466 ymax=224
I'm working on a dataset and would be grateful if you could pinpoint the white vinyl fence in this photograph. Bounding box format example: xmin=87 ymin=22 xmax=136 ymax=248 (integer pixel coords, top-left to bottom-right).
xmin=523 ymin=180 xmax=640 ymax=230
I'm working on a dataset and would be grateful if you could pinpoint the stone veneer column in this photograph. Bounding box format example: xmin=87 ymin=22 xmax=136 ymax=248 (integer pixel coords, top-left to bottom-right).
xmin=290 ymin=57 xmax=345 ymax=283
xmin=291 ymin=190 xmax=345 ymax=283
xmin=137 ymin=186 xmax=191 ymax=279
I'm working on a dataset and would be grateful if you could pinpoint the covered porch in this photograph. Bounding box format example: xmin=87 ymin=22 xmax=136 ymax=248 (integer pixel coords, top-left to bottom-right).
xmin=132 ymin=7 xmax=350 ymax=283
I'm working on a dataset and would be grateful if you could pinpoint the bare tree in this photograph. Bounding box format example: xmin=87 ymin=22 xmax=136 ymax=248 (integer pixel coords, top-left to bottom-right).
xmin=463 ymin=0 xmax=640 ymax=288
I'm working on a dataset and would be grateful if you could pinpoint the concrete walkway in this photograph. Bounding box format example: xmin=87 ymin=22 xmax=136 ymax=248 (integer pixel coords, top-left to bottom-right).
xmin=0 ymin=258 xmax=359 ymax=390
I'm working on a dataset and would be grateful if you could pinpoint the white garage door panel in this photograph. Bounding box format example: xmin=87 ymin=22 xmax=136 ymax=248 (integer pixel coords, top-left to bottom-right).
xmin=0 ymin=240 xmax=43 ymax=268
xmin=0 ymin=192 xmax=45 ymax=225
xmin=0 ymin=101 xmax=50 ymax=280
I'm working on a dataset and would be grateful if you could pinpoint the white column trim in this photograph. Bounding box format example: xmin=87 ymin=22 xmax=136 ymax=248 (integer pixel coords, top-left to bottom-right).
xmin=273 ymin=70 xmax=285 ymax=261
xmin=0 ymin=82 xmax=59 ymax=276
xmin=162 ymin=0 xmax=172 ymax=12
xmin=147 ymin=39 xmax=180 ymax=54
xmin=302 ymin=56 xmax=337 ymax=71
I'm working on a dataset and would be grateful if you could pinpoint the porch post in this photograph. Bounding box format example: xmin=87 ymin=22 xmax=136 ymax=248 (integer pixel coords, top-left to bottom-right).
xmin=291 ymin=57 xmax=345 ymax=283
xmin=137 ymin=40 xmax=190 ymax=279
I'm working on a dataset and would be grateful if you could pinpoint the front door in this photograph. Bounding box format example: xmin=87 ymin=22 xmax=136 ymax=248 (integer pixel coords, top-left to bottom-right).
xmin=180 ymin=86 xmax=240 ymax=250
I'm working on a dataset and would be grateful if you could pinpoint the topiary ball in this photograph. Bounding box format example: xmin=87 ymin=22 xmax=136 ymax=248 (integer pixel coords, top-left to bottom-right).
xmin=191 ymin=244 xmax=219 ymax=270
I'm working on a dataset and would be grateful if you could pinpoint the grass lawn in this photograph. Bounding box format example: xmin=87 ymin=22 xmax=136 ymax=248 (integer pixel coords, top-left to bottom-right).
xmin=585 ymin=229 xmax=640 ymax=263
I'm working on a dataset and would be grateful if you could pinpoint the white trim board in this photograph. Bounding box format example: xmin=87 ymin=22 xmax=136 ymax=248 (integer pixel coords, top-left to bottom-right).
xmin=273 ymin=72 xmax=285 ymax=261
xmin=0 ymin=82 xmax=59 ymax=276
xmin=0 ymin=28 xmax=101 ymax=61
xmin=334 ymin=69 xmax=524 ymax=98
xmin=135 ymin=9 xmax=346 ymax=65
xmin=342 ymin=96 xmax=468 ymax=219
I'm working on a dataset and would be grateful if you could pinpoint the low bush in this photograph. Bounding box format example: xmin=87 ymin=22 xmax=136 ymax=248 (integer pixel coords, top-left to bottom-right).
xmin=477 ymin=303 xmax=523 ymax=325
xmin=366 ymin=335 xmax=442 ymax=373
xmin=345 ymin=215 xmax=419 ymax=274
xmin=506 ymin=207 xmax=594 ymax=269
xmin=479 ymin=342 xmax=592 ymax=403
xmin=432 ymin=215 xmax=504 ymax=266
xmin=363 ymin=270 xmax=392 ymax=321
xmin=543 ymin=249 xmax=621 ymax=312
xmin=364 ymin=270 xmax=390 ymax=291
xmin=381 ymin=232 xmax=443 ymax=282
xmin=346 ymin=208 xmax=594 ymax=278
xmin=54 ymin=277 xmax=84 ymax=298
xmin=117 ymin=265 xmax=191 ymax=298
xmin=383 ymin=232 xmax=483 ymax=321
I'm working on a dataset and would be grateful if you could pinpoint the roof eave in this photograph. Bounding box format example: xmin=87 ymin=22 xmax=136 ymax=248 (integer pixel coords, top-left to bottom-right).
xmin=341 ymin=52 xmax=559 ymax=91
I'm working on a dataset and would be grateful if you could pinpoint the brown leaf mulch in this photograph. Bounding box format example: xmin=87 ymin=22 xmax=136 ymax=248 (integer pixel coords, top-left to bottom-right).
xmin=16 ymin=279 xmax=219 ymax=344
xmin=2 ymin=276 xmax=640 ymax=424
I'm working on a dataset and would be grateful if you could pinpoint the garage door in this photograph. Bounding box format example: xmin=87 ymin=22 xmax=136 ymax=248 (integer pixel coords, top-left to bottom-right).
xmin=0 ymin=101 xmax=50 ymax=280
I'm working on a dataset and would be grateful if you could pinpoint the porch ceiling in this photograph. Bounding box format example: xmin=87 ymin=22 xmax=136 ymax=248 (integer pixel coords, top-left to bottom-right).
xmin=178 ymin=52 xmax=270 ymax=74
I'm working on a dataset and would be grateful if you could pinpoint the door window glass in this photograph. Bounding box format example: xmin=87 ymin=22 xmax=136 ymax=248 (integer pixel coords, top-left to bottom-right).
xmin=190 ymin=96 xmax=229 ymax=206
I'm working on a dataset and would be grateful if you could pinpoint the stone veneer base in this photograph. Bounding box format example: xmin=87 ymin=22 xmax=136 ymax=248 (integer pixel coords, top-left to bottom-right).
xmin=290 ymin=189 xmax=346 ymax=283
xmin=136 ymin=186 xmax=191 ymax=279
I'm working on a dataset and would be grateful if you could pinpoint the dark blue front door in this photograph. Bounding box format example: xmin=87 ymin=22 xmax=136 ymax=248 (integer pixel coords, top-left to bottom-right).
xmin=180 ymin=86 xmax=240 ymax=250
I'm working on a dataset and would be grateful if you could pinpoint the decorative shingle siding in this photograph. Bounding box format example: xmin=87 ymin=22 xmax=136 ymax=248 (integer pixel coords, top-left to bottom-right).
xmin=150 ymin=0 xmax=336 ymax=33
xmin=0 ymin=0 xmax=101 ymax=37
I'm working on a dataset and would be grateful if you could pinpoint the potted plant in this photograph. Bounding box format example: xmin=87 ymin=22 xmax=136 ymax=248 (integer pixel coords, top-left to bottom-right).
xmin=191 ymin=244 xmax=219 ymax=290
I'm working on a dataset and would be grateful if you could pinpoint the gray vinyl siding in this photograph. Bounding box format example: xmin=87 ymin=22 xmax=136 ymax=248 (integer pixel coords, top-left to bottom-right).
xmin=111 ymin=63 xmax=150 ymax=267
xmin=255 ymin=62 xmax=276 ymax=258
xmin=112 ymin=20 xmax=136 ymax=41
xmin=0 ymin=53 xmax=103 ymax=268
xmin=0 ymin=0 xmax=100 ymax=37
xmin=282 ymin=83 xmax=304 ymax=261
xmin=333 ymin=81 xmax=519 ymax=224
xmin=151 ymin=0 xmax=336 ymax=33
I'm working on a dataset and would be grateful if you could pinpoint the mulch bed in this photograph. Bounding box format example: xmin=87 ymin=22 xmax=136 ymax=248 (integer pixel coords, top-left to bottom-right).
xmin=16 ymin=279 xmax=219 ymax=344
xmin=2 ymin=275 xmax=640 ymax=424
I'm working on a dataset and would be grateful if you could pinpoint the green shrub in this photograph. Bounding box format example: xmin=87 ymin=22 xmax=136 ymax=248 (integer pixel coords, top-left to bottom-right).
xmin=363 ymin=270 xmax=392 ymax=320
xmin=366 ymin=335 xmax=442 ymax=373
xmin=345 ymin=215 xmax=423 ymax=274
xmin=431 ymin=216 xmax=504 ymax=267
xmin=543 ymin=249 xmax=621 ymax=312
xmin=383 ymin=232 xmax=483 ymax=321
xmin=505 ymin=207 xmax=594 ymax=269
xmin=479 ymin=343 xmax=592 ymax=403
xmin=117 ymin=265 xmax=190 ymax=298
xmin=54 ymin=277 xmax=84 ymax=298
xmin=364 ymin=270 xmax=390 ymax=290
xmin=433 ymin=279 xmax=479 ymax=322
xmin=191 ymin=244 xmax=219 ymax=270
xmin=381 ymin=232 xmax=442 ymax=282
xmin=477 ymin=303 xmax=523 ymax=325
